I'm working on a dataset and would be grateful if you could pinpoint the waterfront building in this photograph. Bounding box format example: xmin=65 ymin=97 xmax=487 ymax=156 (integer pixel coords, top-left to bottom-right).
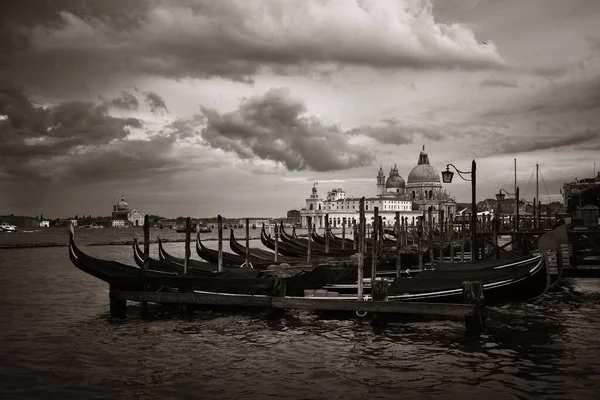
xmin=299 ymin=147 xmax=457 ymax=228
xmin=111 ymin=197 xmax=146 ymax=227
xmin=39 ymin=220 xmax=49 ymax=228
xmin=563 ymin=172 xmax=600 ymax=209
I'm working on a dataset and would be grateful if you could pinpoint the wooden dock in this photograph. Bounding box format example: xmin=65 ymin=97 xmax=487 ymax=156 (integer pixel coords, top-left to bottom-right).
xmin=109 ymin=279 xmax=486 ymax=335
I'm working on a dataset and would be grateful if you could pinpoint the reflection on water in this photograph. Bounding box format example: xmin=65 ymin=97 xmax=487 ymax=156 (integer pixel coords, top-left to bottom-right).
xmin=0 ymin=230 xmax=599 ymax=399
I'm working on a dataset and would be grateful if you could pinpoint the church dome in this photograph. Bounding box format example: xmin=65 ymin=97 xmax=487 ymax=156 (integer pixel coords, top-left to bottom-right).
xmin=407 ymin=146 xmax=441 ymax=184
xmin=386 ymin=174 xmax=405 ymax=188
xmin=408 ymin=165 xmax=440 ymax=183
xmin=117 ymin=197 xmax=130 ymax=211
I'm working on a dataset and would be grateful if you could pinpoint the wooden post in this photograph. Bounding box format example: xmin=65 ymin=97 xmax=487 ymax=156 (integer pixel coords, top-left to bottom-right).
xmin=418 ymin=217 xmax=424 ymax=270
xmin=428 ymin=208 xmax=434 ymax=268
xmin=449 ymin=213 xmax=455 ymax=263
xmin=217 ymin=214 xmax=223 ymax=272
xmin=245 ymin=218 xmax=250 ymax=268
xmin=463 ymin=281 xmax=485 ymax=336
xmin=411 ymin=217 xmax=415 ymax=245
xmin=395 ymin=212 xmax=402 ymax=278
xmin=352 ymin=223 xmax=357 ymax=250
xmin=358 ymin=197 xmax=365 ymax=301
xmin=274 ymin=222 xmax=279 ymax=263
xmin=460 ymin=216 xmax=466 ymax=262
xmin=109 ymin=287 xmax=127 ymax=318
xmin=371 ymin=207 xmax=379 ymax=284
xmin=307 ymin=217 xmax=312 ymax=263
xmin=183 ymin=217 xmax=191 ymax=274
xmin=341 ymin=224 xmax=346 ymax=249
xmin=492 ymin=218 xmax=499 ymax=260
xmin=370 ymin=278 xmax=389 ymax=326
xmin=325 ymin=213 xmax=330 ymax=253
xmin=141 ymin=214 xmax=149 ymax=317
xmin=267 ymin=278 xmax=287 ymax=318
xmin=379 ymin=216 xmax=384 ymax=259
xmin=439 ymin=209 xmax=445 ymax=262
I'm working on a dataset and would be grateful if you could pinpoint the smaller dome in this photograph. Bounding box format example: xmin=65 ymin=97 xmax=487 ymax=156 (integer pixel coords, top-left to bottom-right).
xmin=386 ymin=174 xmax=405 ymax=189
xmin=117 ymin=197 xmax=130 ymax=211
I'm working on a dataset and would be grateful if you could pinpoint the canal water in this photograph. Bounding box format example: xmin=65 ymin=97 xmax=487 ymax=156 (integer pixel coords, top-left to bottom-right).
xmin=0 ymin=228 xmax=599 ymax=399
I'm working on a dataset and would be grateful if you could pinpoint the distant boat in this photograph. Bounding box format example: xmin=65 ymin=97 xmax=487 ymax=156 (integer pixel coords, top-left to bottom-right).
xmin=0 ymin=222 xmax=17 ymax=232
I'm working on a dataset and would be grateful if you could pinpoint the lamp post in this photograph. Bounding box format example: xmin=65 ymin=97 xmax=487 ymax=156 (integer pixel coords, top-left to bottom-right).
xmin=442 ymin=160 xmax=477 ymax=261
xmin=496 ymin=188 xmax=520 ymax=231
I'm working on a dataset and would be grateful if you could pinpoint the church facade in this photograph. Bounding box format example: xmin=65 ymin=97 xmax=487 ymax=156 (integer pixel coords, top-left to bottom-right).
xmin=111 ymin=197 xmax=146 ymax=228
xmin=299 ymin=147 xmax=457 ymax=228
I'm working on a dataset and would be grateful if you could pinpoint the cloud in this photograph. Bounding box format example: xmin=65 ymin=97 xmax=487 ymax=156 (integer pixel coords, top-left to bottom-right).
xmin=144 ymin=91 xmax=168 ymax=114
xmin=199 ymin=87 xmax=375 ymax=171
xmin=0 ymin=86 xmax=216 ymax=188
xmin=348 ymin=118 xmax=444 ymax=145
xmin=105 ymin=91 xmax=140 ymax=110
xmin=480 ymin=78 xmax=519 ymax=88
xmin=1 ymin=0 xmax=507 ymax=97
xmin=481 ymin=128 xmax=600 ymax=156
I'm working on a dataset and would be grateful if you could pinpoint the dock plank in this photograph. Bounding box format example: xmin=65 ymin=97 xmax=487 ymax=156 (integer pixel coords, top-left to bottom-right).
xmin=272 ymin=297 xmax=475 ymax=317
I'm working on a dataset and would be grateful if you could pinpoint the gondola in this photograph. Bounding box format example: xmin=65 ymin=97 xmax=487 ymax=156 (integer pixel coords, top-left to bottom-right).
xmin=260 ymin=224 xmax=355 ymax=258
xmin=228 ymin=229 xmax=300 ymax=264
xmin=69 ymin=224 xmax=276 ymax=295
xmin=196 ymin=230 xmax=277 ymax=269
xmin=386 ymin=253 xmax=550 ymax=305
xmin=134 ymin=238 xmax=261 ymax=278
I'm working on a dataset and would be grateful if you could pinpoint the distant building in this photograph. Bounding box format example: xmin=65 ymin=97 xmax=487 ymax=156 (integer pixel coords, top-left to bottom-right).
xmin=111 ymin=196 xmax=146 ymax=227
xmin=563 ymin=172 xmax=600 ymax=208
xmin=299 ymin=147 xmax=457 ymax=228
xmin=39 ymin=221 xmax=49 ymax=228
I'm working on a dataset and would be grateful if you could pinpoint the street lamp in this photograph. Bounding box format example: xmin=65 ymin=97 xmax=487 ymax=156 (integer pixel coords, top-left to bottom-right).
xmin=442 ymin=160 xmax=478 ymax=261
xmin=496 ymin=187 xmax=520 ymax=231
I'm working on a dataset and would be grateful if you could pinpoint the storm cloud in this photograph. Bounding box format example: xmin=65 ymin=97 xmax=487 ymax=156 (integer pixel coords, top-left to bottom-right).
xmin=0 ymin=86 xmax=207 ymax=186
xmin=1 ymin=0 xmax=506 ymax=97
xmin=200 ymin=87 xmax=375 ymax=171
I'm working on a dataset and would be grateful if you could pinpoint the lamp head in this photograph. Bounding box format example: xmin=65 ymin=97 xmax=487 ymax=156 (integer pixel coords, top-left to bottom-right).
xmin=496 ymin=192 xmax=505 ymax=201
xmin=441 ymin=166 xmax=454 ymax=183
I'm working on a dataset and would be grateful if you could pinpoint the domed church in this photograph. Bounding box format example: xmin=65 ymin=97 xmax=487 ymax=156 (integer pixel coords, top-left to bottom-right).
xmin=111 ymin=196 xmax=146 ymax=227
xmin=377 ymin=146 xmax=456 ymax=216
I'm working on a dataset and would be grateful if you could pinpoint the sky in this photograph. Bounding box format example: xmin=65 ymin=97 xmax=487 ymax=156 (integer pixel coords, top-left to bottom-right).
xmin=1 ymin=0 xmax=599 ymax=219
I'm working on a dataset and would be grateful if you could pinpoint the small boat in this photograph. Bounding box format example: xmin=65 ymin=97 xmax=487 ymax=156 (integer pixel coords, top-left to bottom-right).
xmin=0 ymin=222 xmax=17 ymax=232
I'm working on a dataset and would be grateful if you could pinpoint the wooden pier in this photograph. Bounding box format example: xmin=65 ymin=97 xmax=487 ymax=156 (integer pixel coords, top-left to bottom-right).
xmin=109 ymin=279 xmax=486 ymax=336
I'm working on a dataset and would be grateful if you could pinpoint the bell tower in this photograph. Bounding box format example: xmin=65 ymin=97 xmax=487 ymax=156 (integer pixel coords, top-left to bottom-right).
xmin=377 ymin=166 xmax=386 ymax=196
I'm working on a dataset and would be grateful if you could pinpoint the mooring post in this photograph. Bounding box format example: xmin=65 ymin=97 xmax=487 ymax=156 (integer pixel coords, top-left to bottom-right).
xmin=438 ymin=209 xmax=446 ymax=262
xmin=267 ymin=278 xmax=287 ymax=318
xmin=181 ymin=217 xmax=193 ymax=315
xmin=418 ymin=217 xmax=424 ymax=270
xmin=395 ymin=212 xmax=402 ymax=278
xmin=449 ymin=213 xmax=455 ymax=263
xmin=462 ymin=215 xmax=467 ymax=262
xmin=307 ymin=217 xmax=312 ymax=263
xmin=341 ymin=223 xmax=346 ymax=249
xmin=463 ymin=281 xmax=485 ymax=336
xmin=244 ymin=218 xmax=250 ymax=267
xmin=109 ymin=286 xmax=127 ymax=318
xmin=358 ymin=197 xmax=365 ymax=301
xmin=325 ymin=213 xmax=330 ymax=253
xmin=411 ymin=217 xmax=415 ymax=245
xmin=370 ymin=277 xmax=389 ymax=326
xmin=371 ymin=207 xmax=379 ymax=284
xmin=378 ymin=216 xmax=384 ymax=259
xmin=492 ymin=218 xmax=499 ymax=260
xmin=217 ymin=214 xmax=223 ymax=272
xmin=274 ymin=222 xmax=279 ymax=263
xmin=353 ymin=223 xmax=357 ymax=250
xmin=428 ymin=208 xmax=434 ymax=268
xmin=184 ymin=217 xmax=191 ymax=275
xmin=141 ymin=214 xmax=150 ymax=318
